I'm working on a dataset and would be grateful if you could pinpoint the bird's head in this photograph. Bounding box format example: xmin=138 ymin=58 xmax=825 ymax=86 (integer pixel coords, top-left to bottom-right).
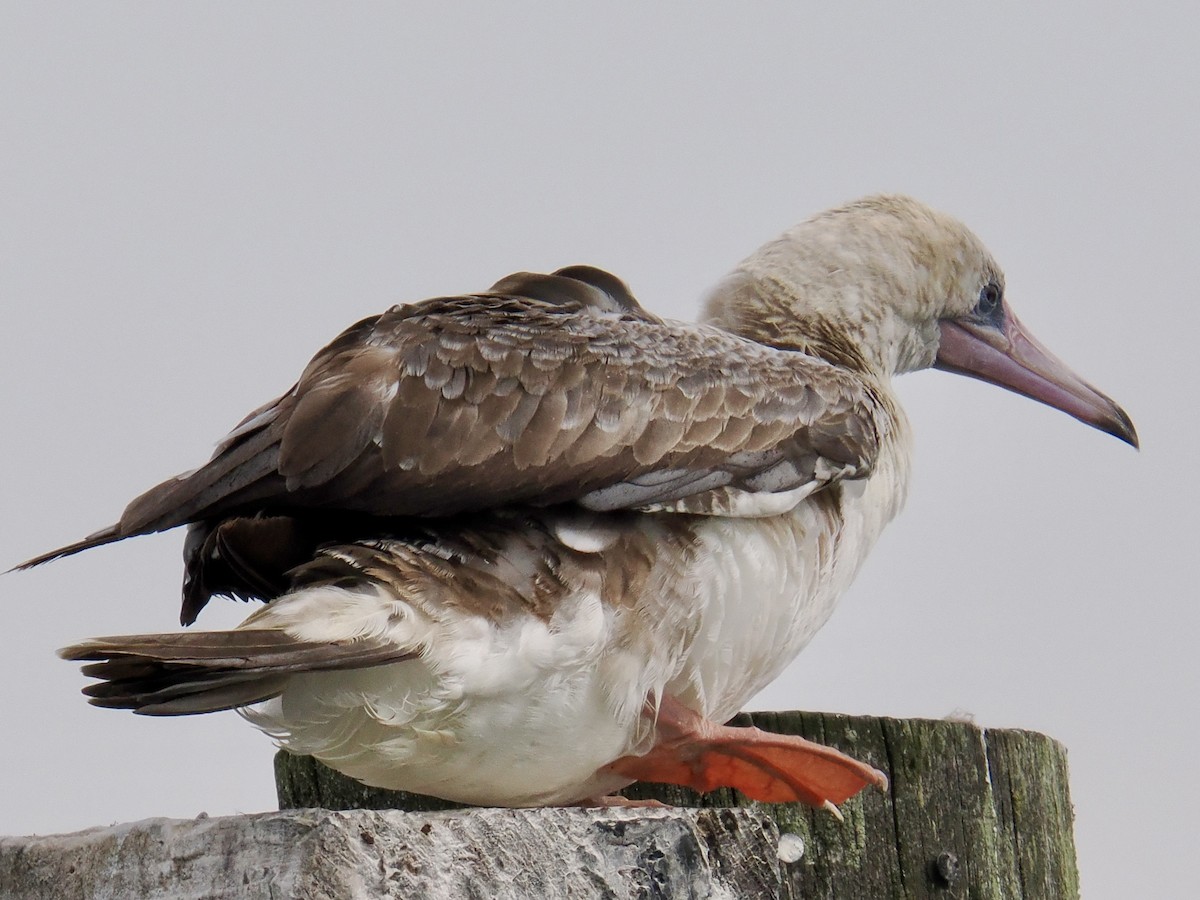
xmin=706 ymin=194 xmax=1137 ymax=447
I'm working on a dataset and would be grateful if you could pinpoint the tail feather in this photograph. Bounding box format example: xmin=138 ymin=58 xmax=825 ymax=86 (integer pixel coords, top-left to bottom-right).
xmin=83 ymin=671 xmax=291 ymax=715
xmin=60 ymin=630 xmax=415 ymax=716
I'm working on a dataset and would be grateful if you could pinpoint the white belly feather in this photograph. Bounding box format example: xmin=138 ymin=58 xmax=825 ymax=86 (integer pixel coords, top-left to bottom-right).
xmin=241 ymin=442 xmax=908 ymax=806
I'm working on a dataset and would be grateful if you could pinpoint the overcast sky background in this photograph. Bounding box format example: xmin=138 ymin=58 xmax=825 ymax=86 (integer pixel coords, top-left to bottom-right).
xmin=1 ymin=5 xmax=1194 ymax=897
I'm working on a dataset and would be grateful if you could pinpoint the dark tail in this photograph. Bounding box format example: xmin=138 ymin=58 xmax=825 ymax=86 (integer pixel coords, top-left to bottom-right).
xmin=60 ymin=630 xmax=415 ymax=715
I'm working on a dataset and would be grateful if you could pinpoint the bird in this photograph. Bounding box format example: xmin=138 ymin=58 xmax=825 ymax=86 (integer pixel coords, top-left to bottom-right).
xmin=20 ymin=194 xmax=1137 ymax=816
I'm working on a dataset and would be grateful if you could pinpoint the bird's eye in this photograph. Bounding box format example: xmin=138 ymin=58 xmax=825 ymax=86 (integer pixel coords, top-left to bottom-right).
xmin=977 ymin=282 xmax=1003 ymax=319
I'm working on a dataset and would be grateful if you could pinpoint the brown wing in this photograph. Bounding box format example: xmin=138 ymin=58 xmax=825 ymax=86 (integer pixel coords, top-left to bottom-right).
xmin=23 ymin=265 xmax=883 ymax=561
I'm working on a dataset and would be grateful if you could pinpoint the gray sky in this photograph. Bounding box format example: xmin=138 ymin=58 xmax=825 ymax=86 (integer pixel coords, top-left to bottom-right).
xmin=1 ymin=4 xmax=1194 ymax=896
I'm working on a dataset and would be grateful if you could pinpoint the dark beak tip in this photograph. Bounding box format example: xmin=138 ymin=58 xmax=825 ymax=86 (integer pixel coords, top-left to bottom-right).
xmin=937 ymin=317 xmax=1140 ymax=451
xmin=1113 ymin=411 xmax=1140 ymax=450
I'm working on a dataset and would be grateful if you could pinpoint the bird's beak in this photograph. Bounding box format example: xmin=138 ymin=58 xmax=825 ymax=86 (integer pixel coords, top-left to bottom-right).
xmin=935 ymin=311 xmax=1138 ymax=447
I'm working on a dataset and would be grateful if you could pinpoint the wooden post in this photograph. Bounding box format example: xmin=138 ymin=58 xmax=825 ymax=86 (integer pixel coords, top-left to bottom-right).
xmin=276 ymin=711 xmax=1079 ymax=899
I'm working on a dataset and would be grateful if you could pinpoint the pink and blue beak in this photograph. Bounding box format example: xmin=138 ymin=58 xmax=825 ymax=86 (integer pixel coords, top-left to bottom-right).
xmin=935 ymin=310 xmax=1138 ymax=447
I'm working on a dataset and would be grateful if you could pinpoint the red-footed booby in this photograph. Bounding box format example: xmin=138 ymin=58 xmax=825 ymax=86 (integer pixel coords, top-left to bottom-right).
xmin=23 ymin=195 xmax=1136 ymax=815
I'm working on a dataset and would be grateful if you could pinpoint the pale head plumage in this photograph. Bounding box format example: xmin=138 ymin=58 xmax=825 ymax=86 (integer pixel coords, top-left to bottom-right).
xmin=705 ymin=194 xmax=1004 ymax=377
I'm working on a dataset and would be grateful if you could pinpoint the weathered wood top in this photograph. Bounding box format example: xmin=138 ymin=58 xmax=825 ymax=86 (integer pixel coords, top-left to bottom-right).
xmin=276 ymin=711 xmax=1079 ymax=899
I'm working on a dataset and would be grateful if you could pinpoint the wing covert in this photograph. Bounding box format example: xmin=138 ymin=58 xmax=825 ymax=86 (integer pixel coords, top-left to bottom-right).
xmin=25 ymin=266 xmax=886 ymax=571
xmin=254 ymin=275 xmax=884 ymax=519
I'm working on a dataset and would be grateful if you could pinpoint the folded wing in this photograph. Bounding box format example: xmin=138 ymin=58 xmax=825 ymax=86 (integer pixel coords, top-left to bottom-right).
xmin=23 ymin=265 xmax=884 ymax=571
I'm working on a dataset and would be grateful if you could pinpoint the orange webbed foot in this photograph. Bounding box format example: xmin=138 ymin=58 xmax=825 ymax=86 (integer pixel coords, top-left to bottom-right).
xmin=602 ymin=697 xmax=886 ymax=814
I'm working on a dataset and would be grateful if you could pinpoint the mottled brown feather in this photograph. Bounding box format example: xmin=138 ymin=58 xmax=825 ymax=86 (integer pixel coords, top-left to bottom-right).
xmin=21 ymin=267 xmax=884 ymax=624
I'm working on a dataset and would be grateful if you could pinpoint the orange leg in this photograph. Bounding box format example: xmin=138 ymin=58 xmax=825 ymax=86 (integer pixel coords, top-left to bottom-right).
xmin=601 ymin=696 xmax=887 ymax=815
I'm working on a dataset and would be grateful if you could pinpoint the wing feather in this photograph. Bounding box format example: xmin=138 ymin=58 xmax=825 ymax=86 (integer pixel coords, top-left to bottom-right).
xmin=21 ymin=266 xmax=884 ymax=571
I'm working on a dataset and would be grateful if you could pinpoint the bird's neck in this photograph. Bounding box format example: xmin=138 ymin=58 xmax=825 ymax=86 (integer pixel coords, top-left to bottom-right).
xmin=703 ymin=274 xmax=893 ymax=377
xmin=704 ymin=197 xmax=990 ymax=379
xmin=703 ymin=255 xmax=942 ymax=380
